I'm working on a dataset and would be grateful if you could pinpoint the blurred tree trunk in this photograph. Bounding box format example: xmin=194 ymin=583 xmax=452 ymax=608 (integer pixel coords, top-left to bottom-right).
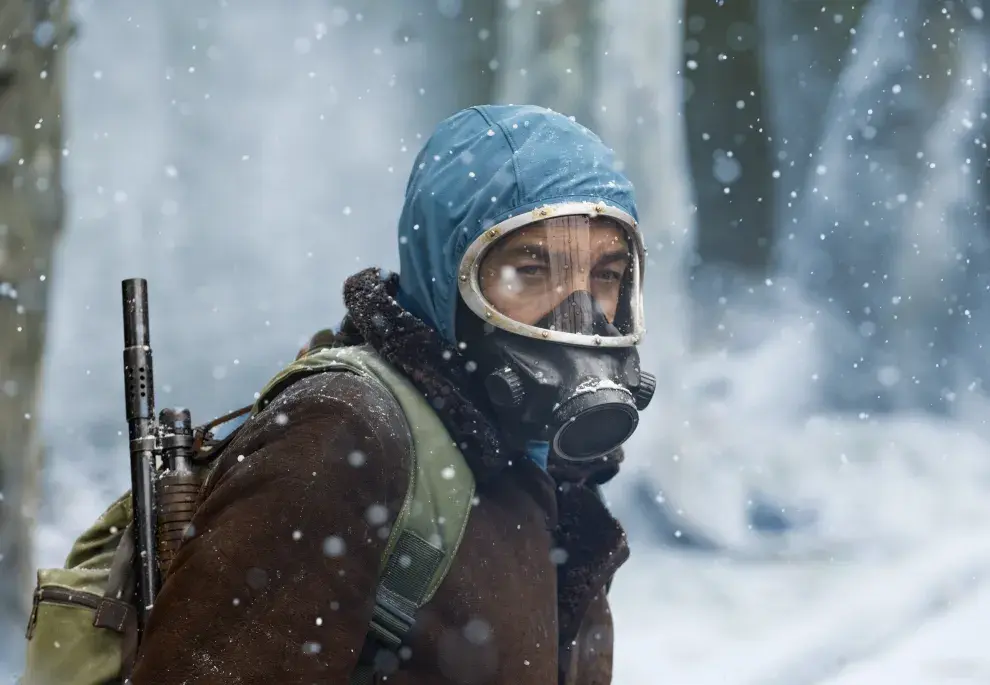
xmin=758 ymin=0 xmax=866 ymax=244
xmin=683 ymin=0 xmax=774 ymax=273
xmin=0 ymin=0 xmax=71 ymax=632
xmin=493 ymin=0 xmax=599 ymax=125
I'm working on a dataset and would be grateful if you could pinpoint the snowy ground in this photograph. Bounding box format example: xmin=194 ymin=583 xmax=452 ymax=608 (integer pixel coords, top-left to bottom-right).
xmin=821 ymin=581 xmax=990 ymax=685
xmin=611 ymin=536 xmax=990 ymax=685
xmin=604 ymin=405 xmax=990 ymax=685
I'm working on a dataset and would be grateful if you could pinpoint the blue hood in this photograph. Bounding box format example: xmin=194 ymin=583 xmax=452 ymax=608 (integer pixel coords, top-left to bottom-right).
xmin=396 ymin=104 xmax=639 ymax=344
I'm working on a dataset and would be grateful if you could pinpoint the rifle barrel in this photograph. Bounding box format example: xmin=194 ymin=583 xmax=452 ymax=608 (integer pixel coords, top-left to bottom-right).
xmin=121 ymin=278 xmax=159 ymax=631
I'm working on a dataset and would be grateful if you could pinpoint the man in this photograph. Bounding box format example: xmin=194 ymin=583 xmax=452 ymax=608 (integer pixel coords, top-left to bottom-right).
xmin=130 ymin=104 xmax=655 ymax=684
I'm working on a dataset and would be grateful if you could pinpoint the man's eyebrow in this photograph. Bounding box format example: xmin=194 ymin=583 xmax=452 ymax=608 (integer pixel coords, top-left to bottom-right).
xmin=495 ymin=242 xmax=550 ymax=262
xmin=595 ymin=249 xmax=631 ymax=265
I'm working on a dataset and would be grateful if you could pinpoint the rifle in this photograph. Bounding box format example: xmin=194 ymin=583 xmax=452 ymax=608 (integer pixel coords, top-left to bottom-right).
xmin=120 ymin=278 xmax=204 ymax=636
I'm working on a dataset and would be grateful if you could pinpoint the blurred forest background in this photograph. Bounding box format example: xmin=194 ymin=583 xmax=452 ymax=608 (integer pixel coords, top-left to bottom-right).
xmin=2 ymin=0 xmax=990 ymax=682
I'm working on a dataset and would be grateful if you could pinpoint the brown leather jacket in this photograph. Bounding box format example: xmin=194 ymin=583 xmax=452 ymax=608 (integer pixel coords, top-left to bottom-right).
xmin=130 ymin=269 xmax=629 ymax=685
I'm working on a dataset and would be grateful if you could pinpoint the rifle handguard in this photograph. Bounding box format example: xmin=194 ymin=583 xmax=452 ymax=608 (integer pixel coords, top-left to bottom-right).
xmin=156 ymin=406 xmax=201 ymax=578
xmin=155 ymin=471 xmax=201 ymax=577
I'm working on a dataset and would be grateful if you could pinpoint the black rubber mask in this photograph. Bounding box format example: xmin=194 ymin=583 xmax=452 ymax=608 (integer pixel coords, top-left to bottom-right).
xmin=460 ymin=291 xmax=656 ymax=462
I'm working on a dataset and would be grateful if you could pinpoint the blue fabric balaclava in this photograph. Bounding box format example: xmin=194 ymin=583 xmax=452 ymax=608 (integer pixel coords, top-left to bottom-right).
xmin=395 ymin=104 xmax=638 ymax=345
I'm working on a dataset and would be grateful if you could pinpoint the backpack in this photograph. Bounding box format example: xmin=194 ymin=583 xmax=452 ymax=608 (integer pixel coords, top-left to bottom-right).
xmin=20 ymin=343 xmax=476 ymax=685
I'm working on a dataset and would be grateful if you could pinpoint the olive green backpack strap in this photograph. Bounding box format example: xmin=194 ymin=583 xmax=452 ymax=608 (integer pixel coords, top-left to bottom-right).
xmin=252 ymin=344 xmax=476 ymax=684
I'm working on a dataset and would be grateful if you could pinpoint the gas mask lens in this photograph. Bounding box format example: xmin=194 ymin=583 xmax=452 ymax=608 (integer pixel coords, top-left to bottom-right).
xmin=477 ymin=215 xmax=640 ymax=342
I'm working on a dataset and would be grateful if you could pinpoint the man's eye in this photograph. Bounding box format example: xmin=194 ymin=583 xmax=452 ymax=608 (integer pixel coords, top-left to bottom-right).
xmin=516 ymin=264 xmax=546 ymax=276
xmin=594 ymin=268 xmax=623 ymax=283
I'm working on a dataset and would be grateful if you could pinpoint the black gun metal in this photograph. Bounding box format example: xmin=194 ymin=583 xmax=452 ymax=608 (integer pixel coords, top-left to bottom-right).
xmin=121 ymin=278 xmax=160 ymax=634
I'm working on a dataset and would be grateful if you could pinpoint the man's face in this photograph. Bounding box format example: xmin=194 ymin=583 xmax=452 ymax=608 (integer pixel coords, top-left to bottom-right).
xmin=479 ymin=216 xmax=631 ymax=328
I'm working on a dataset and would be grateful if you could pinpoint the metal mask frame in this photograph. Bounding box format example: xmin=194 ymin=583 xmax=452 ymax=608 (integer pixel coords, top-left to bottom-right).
xmin=457 ymin=200 xmax=646 ymax=348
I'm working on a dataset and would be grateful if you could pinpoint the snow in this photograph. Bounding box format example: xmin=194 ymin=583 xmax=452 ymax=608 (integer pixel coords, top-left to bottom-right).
xmin=822 ymin=582 xmax=990 ymax=684
xmin=4 ymin=1 xmax=990 ymax=683
xmin=611 ymin=532 xmax=990 ymax=685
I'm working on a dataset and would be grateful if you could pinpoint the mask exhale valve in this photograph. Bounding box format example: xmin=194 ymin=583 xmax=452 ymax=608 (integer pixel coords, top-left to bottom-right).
xmin=552 ymin=385 xmax=639 ymax=461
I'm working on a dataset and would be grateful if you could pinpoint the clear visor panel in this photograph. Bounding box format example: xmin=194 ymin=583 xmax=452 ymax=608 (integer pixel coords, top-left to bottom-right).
xmin=478 ymin=215 xmax=639 ymax=337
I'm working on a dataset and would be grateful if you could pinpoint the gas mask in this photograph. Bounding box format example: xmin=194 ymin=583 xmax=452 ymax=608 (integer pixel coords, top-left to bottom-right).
xmin=456 ymin=203 xmax=656 ymax=462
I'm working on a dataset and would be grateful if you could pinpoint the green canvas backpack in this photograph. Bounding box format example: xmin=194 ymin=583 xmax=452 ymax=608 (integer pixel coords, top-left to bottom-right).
xmin=20 ymin=343 xmax=476 ymax=685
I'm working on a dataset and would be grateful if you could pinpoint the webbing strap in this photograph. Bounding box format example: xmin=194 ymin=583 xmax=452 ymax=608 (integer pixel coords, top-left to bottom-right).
xmin=350 ymin=530 xmax=446 ymax=683
xmin=381 ymin=530 xmax=446 ymax=607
